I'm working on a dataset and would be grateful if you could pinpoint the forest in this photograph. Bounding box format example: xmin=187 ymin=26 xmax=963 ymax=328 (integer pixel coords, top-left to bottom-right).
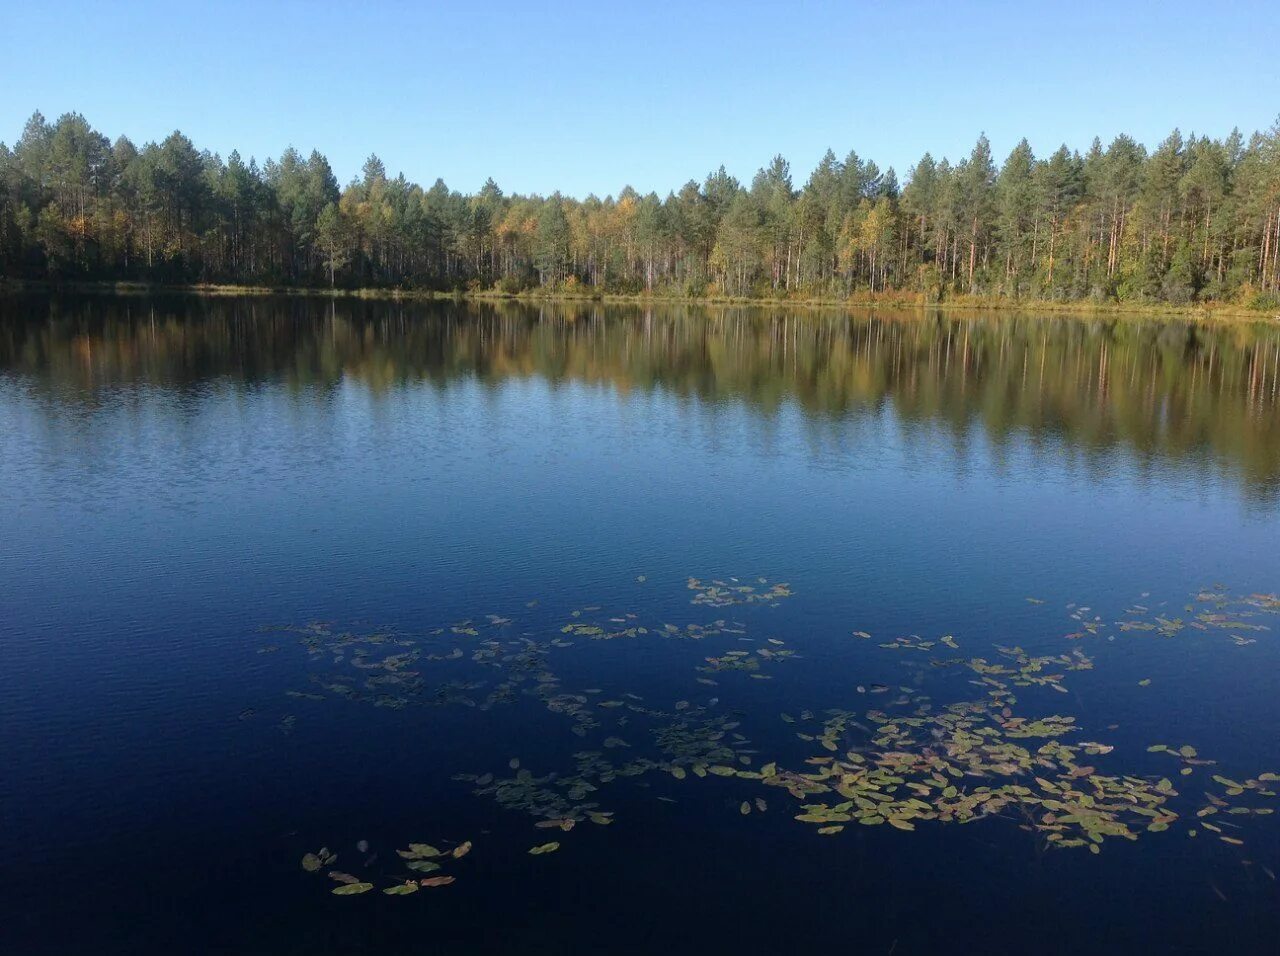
xmin=2 ymin=110 xmax=1279 ymax=308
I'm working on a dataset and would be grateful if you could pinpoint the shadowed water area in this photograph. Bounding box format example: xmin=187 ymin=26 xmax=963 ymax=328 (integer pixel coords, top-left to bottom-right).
xmin=1 ymin=295 xmax=1280 ymax=954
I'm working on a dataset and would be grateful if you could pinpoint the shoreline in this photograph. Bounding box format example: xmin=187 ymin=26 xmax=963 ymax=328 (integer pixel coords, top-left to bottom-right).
xmin=2 ymin=279 xmax=1276 ymax=323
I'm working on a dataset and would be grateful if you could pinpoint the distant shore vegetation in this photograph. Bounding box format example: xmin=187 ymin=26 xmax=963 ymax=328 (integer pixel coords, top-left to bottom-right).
xmin=2 ymin=111 xmax=1280 ymax=311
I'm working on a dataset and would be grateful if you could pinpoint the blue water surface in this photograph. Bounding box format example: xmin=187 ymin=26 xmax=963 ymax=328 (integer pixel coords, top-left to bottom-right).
xmin=1 ymin=296 xmax=1279 ymax=954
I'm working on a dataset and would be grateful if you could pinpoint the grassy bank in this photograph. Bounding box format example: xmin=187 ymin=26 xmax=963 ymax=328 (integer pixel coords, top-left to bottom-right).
xmin=3 ymin=278 xmax=1277 ymax=322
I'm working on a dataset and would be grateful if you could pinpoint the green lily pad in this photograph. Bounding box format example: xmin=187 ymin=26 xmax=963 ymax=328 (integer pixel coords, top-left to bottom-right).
xmin=331 ymin=882 xmax=374 ymax=896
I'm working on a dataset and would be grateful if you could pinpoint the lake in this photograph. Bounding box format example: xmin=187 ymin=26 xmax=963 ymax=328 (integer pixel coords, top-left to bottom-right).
xmin=1 ymin=294 xmax=1279 ymax=955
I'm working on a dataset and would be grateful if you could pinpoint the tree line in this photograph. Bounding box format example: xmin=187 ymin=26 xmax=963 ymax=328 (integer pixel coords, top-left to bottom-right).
xmin=2 ymin=110 xmax=1279 ymax=308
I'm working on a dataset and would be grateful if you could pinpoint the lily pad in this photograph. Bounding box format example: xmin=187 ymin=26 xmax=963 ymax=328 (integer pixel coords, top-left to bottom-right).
xmin=331 ymin=882 xmax=374 ymax=896
xmin=383 ymin=882 xmax=420 ymax=895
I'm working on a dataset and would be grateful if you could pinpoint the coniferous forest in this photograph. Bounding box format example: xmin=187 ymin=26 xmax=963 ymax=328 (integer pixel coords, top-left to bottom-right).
xmin=3 ymin=110 xmax=1280 ymax=308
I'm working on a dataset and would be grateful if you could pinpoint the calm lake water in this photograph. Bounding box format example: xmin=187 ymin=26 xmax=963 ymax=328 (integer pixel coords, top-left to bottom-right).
xmin=2 ymin=295 xmax=1280 ymax=955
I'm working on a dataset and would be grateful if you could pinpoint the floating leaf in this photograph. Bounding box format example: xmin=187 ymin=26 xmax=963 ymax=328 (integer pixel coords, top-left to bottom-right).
xmin=420 ymin=875 xmax=456 ymax=887
xmin=331 ymin=882 xmax=374 ymax=896
xmin=383 ymin=882 xmax=419 ymax=895
xmin=405 ymin=843 xmax=442 ymax=859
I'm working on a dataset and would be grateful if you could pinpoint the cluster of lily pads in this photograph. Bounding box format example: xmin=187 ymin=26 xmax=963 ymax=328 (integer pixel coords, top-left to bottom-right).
xmin=686 ymin=577 xmax=793 ymax=608
xmin=1059 ymin=588 xmax=1278 ymax=645
xmin=301 ymin=837 xmax=472 ymax=896
xmin=257 ymin=577 xmax=1280 ymax=901
xmin=770 ymin=697 xmax=1172 ymax=850
xmin=253 ymin=580 xmax=801 ymax=743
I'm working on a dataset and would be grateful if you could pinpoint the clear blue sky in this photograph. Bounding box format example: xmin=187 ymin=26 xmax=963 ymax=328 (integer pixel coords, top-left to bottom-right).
xmin=3 ymin=0 xmax=1276 ymax=197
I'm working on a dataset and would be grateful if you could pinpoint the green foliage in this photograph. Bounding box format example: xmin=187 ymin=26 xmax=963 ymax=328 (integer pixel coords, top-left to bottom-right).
xmin=3 ymin=110 xmax=1280 ymax=305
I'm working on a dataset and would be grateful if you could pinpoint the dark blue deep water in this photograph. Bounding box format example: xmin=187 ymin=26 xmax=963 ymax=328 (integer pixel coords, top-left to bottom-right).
xmin=2 ymin=295 xmax=1280 ymax=954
